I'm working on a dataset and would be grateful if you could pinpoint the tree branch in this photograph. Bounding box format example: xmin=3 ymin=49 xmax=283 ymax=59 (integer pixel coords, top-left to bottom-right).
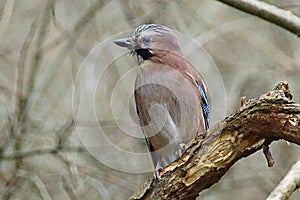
xmin=267 ymin=159 xmax=300 ymax=200
xmin=216 ymin=0 xmax=300 ymax=37
xmin=129 ymin=81 xmax=300 ymax=200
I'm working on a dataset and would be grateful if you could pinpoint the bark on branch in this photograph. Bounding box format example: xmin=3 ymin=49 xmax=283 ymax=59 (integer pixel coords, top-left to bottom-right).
xmin=216 ymin=0 xmax=300 ymax=37
xmin=129 ymin=81 xmax=300 ymax=200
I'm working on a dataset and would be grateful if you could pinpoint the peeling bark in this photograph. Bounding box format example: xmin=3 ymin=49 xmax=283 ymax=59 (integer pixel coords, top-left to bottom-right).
xmin=129 ymin=81 xmax=300 ymax=200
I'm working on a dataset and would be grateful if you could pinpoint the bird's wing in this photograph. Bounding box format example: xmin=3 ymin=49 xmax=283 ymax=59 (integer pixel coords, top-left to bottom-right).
xmin=135 ymin=105 xmax=154 ymax=151
xmin=185 ymin=71 xmax=210 ymax=130
xmin=135 ymin=104 xmax=159 ymax=165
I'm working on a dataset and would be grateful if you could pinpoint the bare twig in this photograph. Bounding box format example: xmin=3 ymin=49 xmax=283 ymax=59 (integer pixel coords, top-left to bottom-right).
xmin=263 ymin=144 xmax=274 ymax=167
xmin=62 ymin=175 xmax=77 ymax=200
xmin=267 ymin=159 xmax=300 ymax=200
xmin=16 ymin=19 xmax=37 ymax=121
xmin=25 ymin=172 xmax=52 ymax=200
xmin=24 ymin=0 xmax=52 ymax=112
xmin=13 ymin=0 xmax=53 ymax=170
xmin=55 ymin=118 xmax=75 ymax=149
xmin=50 ymin=0 xmax=88 ymax=56
xmin=0 ymin=147 xmax=86 ymax=161
xmin=2 ymin=175 xmax=23 ymax=200
xmin=0 ymin=0 xmax=15 ymax=42
xmin=216 ymin=0 xmax=300 ymax=36
xmin=33 ymin=0 xmax=105 ymax=113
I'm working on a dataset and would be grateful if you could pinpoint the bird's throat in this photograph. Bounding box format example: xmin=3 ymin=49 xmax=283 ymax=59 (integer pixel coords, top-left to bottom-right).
xmin=135 ymin=48 xmax=154 ymax=61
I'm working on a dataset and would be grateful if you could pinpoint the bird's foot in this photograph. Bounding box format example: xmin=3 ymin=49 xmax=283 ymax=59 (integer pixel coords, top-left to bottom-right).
xmin=178 ymin=143 xmax=186 ymax=157
xmin=153 ymin=161 xmax=163 ymax=181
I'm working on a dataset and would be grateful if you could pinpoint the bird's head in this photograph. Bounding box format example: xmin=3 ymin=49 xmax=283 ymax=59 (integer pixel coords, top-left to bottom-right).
xmin=114 ymin=24 xmax=182 ymax=63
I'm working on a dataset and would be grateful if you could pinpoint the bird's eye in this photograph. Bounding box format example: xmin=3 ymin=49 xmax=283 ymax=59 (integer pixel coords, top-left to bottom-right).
xmin=142 ymin=37 xmax=152 ymax=46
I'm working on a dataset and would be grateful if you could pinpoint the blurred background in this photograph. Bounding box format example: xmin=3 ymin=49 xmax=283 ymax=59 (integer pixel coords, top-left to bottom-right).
xmin=0 ymin=0 xmax=300 ymax=199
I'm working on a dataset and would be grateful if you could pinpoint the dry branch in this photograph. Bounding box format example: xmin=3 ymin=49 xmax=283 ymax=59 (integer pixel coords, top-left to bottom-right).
xmin=267 ymin=159 xmax=300 ymax=200
xmin=216 ymin=0 xmax=300 ymax=37
xmin=129 ymin=82 xmax=300 ymax=200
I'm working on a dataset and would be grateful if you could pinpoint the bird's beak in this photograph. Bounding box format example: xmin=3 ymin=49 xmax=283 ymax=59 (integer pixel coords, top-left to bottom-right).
xmin=114 ymin=37 xmax=136 ymax=49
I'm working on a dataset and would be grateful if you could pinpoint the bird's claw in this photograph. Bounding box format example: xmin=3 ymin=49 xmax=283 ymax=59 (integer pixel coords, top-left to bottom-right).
xmin=178 ymin=143 xmax=186 ymax=157
xmin=154 ymin=161 xmax=163 ymax=181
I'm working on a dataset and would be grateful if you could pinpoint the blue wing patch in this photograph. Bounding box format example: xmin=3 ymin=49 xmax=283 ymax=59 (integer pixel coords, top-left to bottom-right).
xmin=197 ymin=84 xmax=210 ymax=129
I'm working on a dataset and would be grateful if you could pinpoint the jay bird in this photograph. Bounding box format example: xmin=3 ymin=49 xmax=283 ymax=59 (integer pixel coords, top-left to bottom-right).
xmin=114 ymin=24 xmax=209 ymax=179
